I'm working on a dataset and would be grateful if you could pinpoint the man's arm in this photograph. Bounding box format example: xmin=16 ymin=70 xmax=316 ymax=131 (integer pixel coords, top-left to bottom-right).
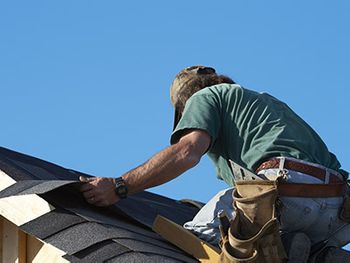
xmin=80 ymin=129 xmax=211 ymax=206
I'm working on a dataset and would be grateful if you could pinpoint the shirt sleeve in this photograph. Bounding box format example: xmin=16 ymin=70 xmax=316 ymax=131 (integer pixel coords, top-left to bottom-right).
xmin=170 ymin=92 xmax=221 ymax=148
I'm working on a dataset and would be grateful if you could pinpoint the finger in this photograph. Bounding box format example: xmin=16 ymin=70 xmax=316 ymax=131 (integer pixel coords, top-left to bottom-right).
xmin=80 ymin=183 xmax=94 ymax=192
xmin=94 ymin=200 xmax=112 ymax=207
xmin=82 ymin=191 xmax=95 ymax=200
xmin=79 ymin=176 xmax=95 ymax=182
xmin=95 ymin=195 xmax=120 ymax=207
xmin=85 ymin=195 xmax=98 ymax=204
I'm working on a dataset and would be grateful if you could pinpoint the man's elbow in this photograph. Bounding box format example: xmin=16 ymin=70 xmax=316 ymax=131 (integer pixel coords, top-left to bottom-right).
xmin=186 ymin=152 xmax=202 ymax=168
xmin=176 ymin=129 xmax=211 ymax=169
xmin=179 ymin=144 xmax=203 ymax=169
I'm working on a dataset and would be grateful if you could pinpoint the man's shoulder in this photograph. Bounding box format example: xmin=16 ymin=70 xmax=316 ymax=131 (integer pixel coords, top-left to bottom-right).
xmin=191 ymin=83 xmax=244 ymax=99
xmin=206 ymin=83 xmax=242 ymax=93
xmin=192 ymin=84 xmax=263 ymax=105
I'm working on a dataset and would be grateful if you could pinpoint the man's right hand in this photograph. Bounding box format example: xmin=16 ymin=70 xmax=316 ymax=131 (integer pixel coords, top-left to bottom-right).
xmin=79 ymin=176 xmax=119 ymax=207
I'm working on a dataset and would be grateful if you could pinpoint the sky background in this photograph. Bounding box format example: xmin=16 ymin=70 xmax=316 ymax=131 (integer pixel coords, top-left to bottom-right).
xmin=1 ymin=1 xmax=349 ymax=204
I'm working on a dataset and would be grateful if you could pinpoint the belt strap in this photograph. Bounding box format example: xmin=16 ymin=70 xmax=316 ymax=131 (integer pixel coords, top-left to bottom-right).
xmin=256 ymin=158 xmax=343 ymax=184
xmin=277 ymin=183 xmax=345 ymax=197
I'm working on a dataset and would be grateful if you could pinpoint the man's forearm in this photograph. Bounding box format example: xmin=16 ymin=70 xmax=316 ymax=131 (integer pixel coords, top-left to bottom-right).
xmin=122 ymin=138 xmax=201 ymax=194
xmin=80 ymin=129 xmax=211 ymax=206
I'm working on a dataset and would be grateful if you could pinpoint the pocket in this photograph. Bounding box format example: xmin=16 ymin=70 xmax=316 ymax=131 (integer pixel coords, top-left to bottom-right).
xmin=279 ymin=197 xmax=319 ymax=231
xmin=219 ymin=239 xmax=259 ymax=263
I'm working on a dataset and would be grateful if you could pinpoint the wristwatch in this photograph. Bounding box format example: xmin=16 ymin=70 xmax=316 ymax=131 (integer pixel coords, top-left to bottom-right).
xmin=114 ymin=177 xmax=128 ymax=199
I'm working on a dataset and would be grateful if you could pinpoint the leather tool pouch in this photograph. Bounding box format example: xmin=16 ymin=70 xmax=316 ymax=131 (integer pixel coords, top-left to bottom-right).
xmin=219 ymin=181 xmax=287 ymax=263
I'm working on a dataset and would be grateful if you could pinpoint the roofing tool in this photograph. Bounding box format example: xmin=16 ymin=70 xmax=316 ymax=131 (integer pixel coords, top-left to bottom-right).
xmin=229 ymin=160 xmax=266 ymax=181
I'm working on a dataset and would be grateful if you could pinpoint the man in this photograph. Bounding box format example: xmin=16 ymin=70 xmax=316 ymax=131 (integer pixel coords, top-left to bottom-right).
xmin=80 ymin=66 xmax=349 ymax=262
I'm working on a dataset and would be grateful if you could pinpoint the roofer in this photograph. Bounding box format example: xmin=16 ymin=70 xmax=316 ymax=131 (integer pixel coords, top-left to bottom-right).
xmin=80 ymin=66 xmax=350 ymax=262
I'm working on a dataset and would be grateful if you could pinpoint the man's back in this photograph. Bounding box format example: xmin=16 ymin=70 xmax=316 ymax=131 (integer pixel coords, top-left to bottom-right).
xmin=171 ymin=83 xmax=342 ymax=185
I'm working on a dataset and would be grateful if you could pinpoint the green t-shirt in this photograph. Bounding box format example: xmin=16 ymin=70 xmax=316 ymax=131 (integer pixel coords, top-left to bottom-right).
xmin=171 ymin=84 xmax=345 ymax=186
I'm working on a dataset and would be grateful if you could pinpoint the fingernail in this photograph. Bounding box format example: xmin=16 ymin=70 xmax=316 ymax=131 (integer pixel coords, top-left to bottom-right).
xmin=79 ymin=176 xmax=88 ymax=182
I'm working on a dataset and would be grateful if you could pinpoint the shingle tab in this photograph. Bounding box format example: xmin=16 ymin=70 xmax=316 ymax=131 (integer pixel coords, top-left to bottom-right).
xmin=0 ymin=180 xmax=80 ymax=198
xmin=0 ymin=146 xmax=87 ymax=181
xmin=20 ymin=208 xmax=87 ymax=239
xmin=63 ymin=240 xmax=131 ymax=263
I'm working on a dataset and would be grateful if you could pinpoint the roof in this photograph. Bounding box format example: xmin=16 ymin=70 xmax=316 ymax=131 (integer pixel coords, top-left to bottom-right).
xmin=0 ymin=146 xmax=201 ymax=262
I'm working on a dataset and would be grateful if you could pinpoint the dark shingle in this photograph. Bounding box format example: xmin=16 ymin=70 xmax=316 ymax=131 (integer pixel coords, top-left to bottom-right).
xmin=0 ymin=146 xmax=200 ymax=263
xmin=20 ymin=208 xmax=87 ymax=239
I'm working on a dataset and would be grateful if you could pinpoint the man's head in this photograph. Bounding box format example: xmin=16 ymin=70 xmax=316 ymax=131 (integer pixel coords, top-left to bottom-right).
xmin=170 ymin=65 xmax=235 ymax=129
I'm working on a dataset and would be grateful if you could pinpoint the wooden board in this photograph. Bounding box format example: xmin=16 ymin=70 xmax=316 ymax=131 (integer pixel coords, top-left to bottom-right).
xmin=153 ymin=215 xmax=221 ymax=263
xmin=0 ymin=216 xmax=68 ymax=263
xmin=2 ymin=218 xmax=19 ymax=263
xmin=0 ymin=171 xmax=54 ymax=226
xmin=0 ymin=217 xmax=3 ymax=262
xmin=0 ymin=171 xmax=67 ymax=262
xmin=18 ymin=230 xmax=27 ymax=263
xmin=27 ymin=235 xmax=68 ymax=263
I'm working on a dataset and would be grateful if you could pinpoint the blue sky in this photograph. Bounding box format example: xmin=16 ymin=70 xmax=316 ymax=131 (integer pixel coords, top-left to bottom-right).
xmin=1 ymin=1 xmax=349 ymax=205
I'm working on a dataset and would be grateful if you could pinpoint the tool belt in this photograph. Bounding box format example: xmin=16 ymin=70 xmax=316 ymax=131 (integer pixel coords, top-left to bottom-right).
xmin=219 ymin=181 xmax=287 ymax=263
xmin=219 ymin=177 xmax=348 ymax=262
xmin=238 ymin=181 xmax=347 ymax=198
xmin=256 ymin=158 xmax=344 ymax=184
xmin=220 ymin=158 xmax=349 ymax=262
xmin=257 ymin=158 xmax=350 ymax=222
xmin=277 ymin=182 xmax=345 ymax=197
xmin=256 ymin=157 xmax=350 ymax=220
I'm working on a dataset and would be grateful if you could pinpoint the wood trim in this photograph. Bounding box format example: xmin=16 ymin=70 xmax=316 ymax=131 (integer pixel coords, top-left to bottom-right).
xmin=0 ymin=171 xmax=54 ymax=226
xmin=18 ymin=230 xmax=27 ymax=263
xmin=0 ymin=194 xmax=54 ymax=226
xmin=27 ymin=235 xmax=68 ymax=263
xmin=0 ymin=216 xmax=68 ymax=263
xmin=0 ymin=217 xmax=3 ymax=262
xmin=2 ymin=218 xmax=19 ymax=263
xmin=0 ymin=171 xmax=68 ymax=262
xmin=153 ymin=215 xmax=221 ymax=263
xmin=0 ymin=170 xmax=16 ymax=191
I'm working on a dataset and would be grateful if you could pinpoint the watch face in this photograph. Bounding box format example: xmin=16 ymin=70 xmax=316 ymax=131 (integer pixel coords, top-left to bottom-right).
xmin=117 ymin=186 xmax=127 ymax=195
xmin=115 ymin=178 xmax=128 ymax=198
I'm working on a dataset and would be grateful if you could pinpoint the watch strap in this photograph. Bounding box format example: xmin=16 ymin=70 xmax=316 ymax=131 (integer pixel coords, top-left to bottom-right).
xmin=115 ymin=177 xmax=128 ymax=199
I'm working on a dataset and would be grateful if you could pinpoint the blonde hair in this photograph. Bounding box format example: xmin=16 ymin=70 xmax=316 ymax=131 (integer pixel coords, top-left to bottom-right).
xmin=171 ymin=66 xmax=235 ymax=114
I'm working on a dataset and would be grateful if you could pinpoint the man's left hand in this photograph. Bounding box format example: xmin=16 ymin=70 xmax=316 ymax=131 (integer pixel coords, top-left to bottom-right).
xmin=79 ymin=176 xmax=119 ymax=206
